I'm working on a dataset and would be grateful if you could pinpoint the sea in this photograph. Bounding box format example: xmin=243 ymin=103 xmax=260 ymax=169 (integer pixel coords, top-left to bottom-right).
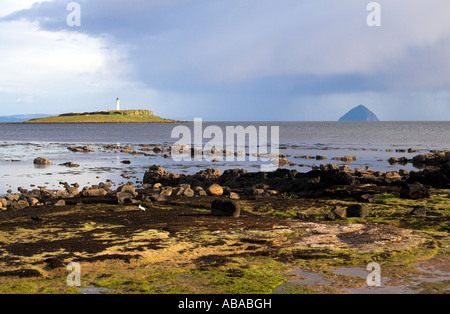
xmin=0 ymin=121 xmax=449 ymax=195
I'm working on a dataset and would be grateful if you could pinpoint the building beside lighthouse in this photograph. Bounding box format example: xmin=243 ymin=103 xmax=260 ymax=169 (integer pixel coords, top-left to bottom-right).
xmin=116 ymin=98 xmax=120 ymax=111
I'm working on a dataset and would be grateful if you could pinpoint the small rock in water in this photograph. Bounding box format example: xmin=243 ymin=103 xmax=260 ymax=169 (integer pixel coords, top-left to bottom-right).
xmin=33 ymin=157 xmax=52 ymax=165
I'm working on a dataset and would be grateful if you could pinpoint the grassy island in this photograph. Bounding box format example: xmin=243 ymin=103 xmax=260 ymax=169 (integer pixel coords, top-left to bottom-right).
xmin=24 ymin=110 xmax=181 ymax=123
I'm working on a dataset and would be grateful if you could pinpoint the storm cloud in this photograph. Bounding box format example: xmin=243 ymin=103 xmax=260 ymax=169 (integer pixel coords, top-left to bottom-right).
xmin=1 ymin=0 xmax=449 ymax=120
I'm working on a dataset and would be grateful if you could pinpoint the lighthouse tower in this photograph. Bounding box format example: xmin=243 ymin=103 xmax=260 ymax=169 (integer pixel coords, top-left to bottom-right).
xmin=115 ymin=98 xmax=120 ymax=111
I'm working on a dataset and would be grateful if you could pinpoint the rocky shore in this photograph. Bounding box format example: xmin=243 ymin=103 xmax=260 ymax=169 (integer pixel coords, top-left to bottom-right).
xmin=0 ymin=150 xmax=448 ymax=294
xmin=2 ymin=151 xmax=449 ymax=217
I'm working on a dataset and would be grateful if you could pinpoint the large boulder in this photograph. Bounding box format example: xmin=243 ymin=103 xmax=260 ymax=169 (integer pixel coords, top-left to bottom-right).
xmin=206 ymin=184 xmax=224 ymax=196
xmin=211 ymin=200 xmax=240 ymax=218
xmin=400 ymin=183 xmax=431 ymax=199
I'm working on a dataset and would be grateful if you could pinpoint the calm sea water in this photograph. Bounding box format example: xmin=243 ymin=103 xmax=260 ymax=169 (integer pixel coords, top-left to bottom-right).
xmin=0 ymin=122 xmax=448 ymax=194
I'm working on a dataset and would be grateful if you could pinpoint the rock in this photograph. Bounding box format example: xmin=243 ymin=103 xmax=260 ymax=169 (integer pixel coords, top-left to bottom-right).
xmin=211 ymin=199 xmax=240 ymax=218
xmin=326 ymin=206 xmax=346 ymax=220
xmin=400 ymin=183 xmax=431 ymax=199
xmin=399 ymin=169 xmax=409 ymax=176
xmin=82 ymin=189 xmax=108 ymax=197
xmin=66 ymin=187 xmax=79 ymax=196
xmin=6 ymin=194 xmax=20 ymax=202
xmin=409 ymin=206 xmax=428 ymax=217
xmin=277 ymin=158 xmax=291 ymax=167
xmin=54 ymin=200 xmax=66 ymax=207
xmin=332 ymin=156 xmax=357 ymax=163
xmin=193 ymin=169 xmax=221 ymax=182
xmin=68 ymin=146 xmax=93 ymax=153
xmin=194 ymin=187 xmax=207 ymax=196
xmin=412 ymin=151 xmax=450 ymax=167
xmin=160 ymin=187 xmax=173 ymax=197
xmin=33 ymin=157 xmax=52 ymax=165
xmin=153 ymin=147 xmax=165 ymax=154
xmin=346 ymin=204 xmax=369 ymax=218
xmin=143 ymin=165 xmax=181 ymax=185
xmin=117 ymin=192 xmax=135 ymax=205
xmin=229 ymin=192 xmax=240 ymax=200
xmin=0 ymin=198 xmax=7 ymax=208
xmin=388 ymin=157 xmax=408 ymax=165
xmin=117 ymin=184 xmax=137 ymax=196
xmin=206 ymin=184 xmax=224 ymax=196
xmin=296 ymin=212 xmax=309 ymax=220
xmin=59 ymin=162 xmax=80 ymax=167
xmin=149 ymin=194 xmax=167 ymax=202
xmin=29 ymin=198 xmax=39 ymax=206
xmin=316 ymin=155 xmax=328 ymax=160
xmin=361 ymin=194 xmax=375 ymax=203
xmin=295 ymin=155 xmax=315 ymax=160
xmin=11 ymin=200 xmax=29 ymax=210
xmin=183 ymin=188 xmax=195 ymax=197
xmin=193 ymin=186 xmax=204 ymax=193
xmin=385 ymin=171 xmax=402 ymax=179
xmin=254 ymin=188 xmax=265 ymax=195
xmin=56 ymin=190 xmax=71 ymax=198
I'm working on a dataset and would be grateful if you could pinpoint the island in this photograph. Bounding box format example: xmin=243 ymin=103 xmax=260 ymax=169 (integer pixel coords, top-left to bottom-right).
xmin=338 ymin=105 xmax=380 ymax=122
xmin=23 ymin=110 xmax=181 ymax=123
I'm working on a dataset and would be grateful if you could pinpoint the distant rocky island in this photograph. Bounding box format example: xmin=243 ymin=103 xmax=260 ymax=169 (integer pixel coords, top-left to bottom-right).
xmin=338 ymin=105 xmax=380 ymax=122
xmin=23 ymin=110 xmax=180 ymax=123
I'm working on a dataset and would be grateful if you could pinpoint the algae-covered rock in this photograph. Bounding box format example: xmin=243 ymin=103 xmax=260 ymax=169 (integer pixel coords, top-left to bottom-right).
xmin=346 ymin=204 xmax=369 ymax=218
xmin=211 ymin=199 xmax=240 ymax=218
xmin=326 ymin=206 xmax=346 ymax=220
xmin=400 ymin=183 xmax=431 ymax=199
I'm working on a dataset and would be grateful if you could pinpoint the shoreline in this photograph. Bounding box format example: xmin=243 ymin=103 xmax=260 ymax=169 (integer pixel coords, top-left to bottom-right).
xmin=1 ymin=150 xmax=448 ymax=210
xmin=0 ymin=152 xmax=448 ymax=294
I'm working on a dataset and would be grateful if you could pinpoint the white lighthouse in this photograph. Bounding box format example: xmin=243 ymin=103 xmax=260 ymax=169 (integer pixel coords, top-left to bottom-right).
xmin=115 ymin=98 xmax=120 ymax=111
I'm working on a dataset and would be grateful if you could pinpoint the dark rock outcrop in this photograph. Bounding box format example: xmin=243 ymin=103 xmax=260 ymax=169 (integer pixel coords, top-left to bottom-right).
xmin=346 ymin=204 xmax=369 ymax=218
xmin=400 ymin=183 xmax=431 ymax=199
xmin=211 ymin=200 xmax=240 ymax=218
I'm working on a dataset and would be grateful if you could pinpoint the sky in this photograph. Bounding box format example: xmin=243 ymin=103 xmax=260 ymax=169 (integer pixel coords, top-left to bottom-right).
xmin=0 ymin=0 xmax=449 ymax=121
